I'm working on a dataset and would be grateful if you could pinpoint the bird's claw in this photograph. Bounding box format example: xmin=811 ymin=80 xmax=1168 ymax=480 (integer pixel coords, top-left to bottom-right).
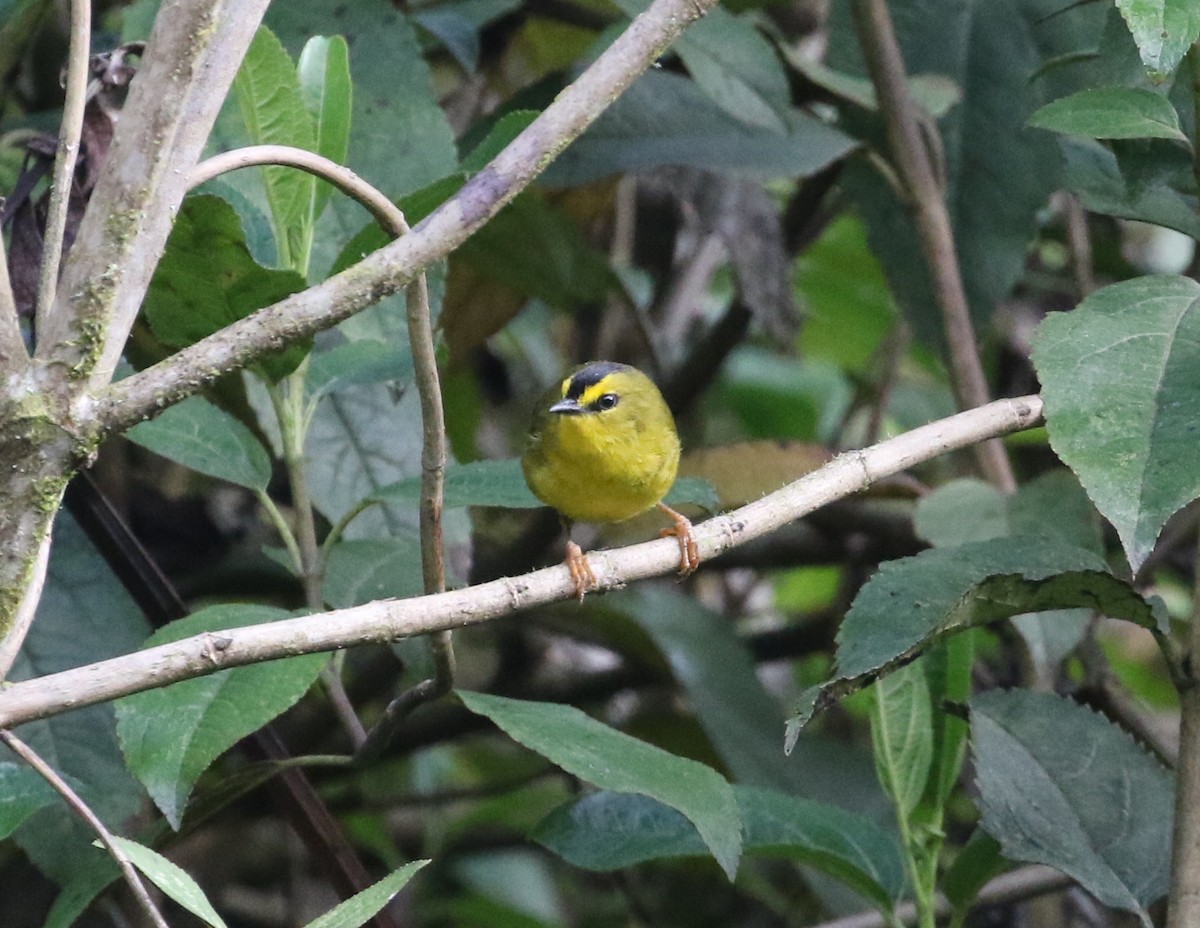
xmin=565 ymin=539 xmax=598 ymax=601
xmin=658 ymin=504 xmax=700 ymax=578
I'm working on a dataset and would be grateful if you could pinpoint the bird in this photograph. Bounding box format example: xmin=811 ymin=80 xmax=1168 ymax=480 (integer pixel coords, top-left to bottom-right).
xmin=521 ymin=361 xmax=700 ymax=600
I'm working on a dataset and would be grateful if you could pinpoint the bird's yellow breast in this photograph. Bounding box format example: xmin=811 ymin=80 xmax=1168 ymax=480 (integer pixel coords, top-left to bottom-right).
xmin=522 ymin=364 xmax=680 ymax=524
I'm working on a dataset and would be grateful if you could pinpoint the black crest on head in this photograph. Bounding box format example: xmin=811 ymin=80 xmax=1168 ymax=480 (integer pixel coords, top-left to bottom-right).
xmin=565 ymin=361 xmax=627 ymax=400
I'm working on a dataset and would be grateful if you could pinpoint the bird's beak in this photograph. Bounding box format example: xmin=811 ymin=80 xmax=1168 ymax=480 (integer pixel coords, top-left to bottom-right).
xmin=549 ymin=397 xmax=583 ymax=415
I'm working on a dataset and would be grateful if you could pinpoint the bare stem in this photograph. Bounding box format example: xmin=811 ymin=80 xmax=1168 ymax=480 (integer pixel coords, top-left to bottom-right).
xmin=1166 ymin=45 xmax=1200 ymax=928
xmin=1167 ymin=528 xmax=1200 ymax=927
xmin=34 ymin=0 xmax=91 ymax=338
xmin=356 ymin=259 xmax=456 ymax=763
xmin=0 ymin=730 xmax=170 ymax=928
xmin=268 ymin=377 xmax=367 ymax=749
xmin=0 ymin=395 xmax=1043 ymax=730
xmin=851 ymin=0 xmax=1015 ymax=493
xmin=189 ymin=145 xmax=408 ymax=237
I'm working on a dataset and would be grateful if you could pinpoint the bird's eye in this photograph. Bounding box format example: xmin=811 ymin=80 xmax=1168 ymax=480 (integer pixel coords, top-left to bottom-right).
xmin=596 ymin=393 xmax=619 ymax=411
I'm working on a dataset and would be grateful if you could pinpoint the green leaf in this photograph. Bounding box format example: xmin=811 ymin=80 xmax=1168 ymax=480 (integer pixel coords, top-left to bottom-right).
xmin=0 ymin=763 xmax=57 ymax=840
xmin=794 ymin=215 xmax=897 ymax=374
xmin=144 ymin=195 xmax=309 ymax=380
xmin=971 ymin=689 xmax=1172 ymax=923
xmin=719 ymin=348 xmax=852 ymax=444
xmin=869 ymin=661 xmax=932 ymax=819
xmin=323 ymin=537 xmax=426 ymax=608
xmin=454 ymin=191 xmax=617 ymax=308
xmin=1029 ymin=87 xmax=1188 ymax=142
xmin=1059 ymin=136 xmax=1200 ymax=238
xmin=298 ymin=35 xmax=352 ymax=224
xmin=942 ymin=830 xmax=1006 ymax=915
xmin=116 ymin=605 xmax=328 ymax=828
xmin=1115 ymin=0 xmax=1200 ymax=79
xmin=126 ymin=396 xmax=272 ymax=491
xmin=613 ymin=589 xmax=808 ymax=794
xmin=305 ymin=340 xmax=414 ymax=401
xmin=375 ymin=459 xmax=540 ymax=509
xmin=10 ymin=513 xmax=150 ymax=884
xmin=413 ymin=0 xmax=522 ymax=72
xmin=788 ymin=537 xmax=1165 ymax=739
xmin=265 ymin=4 xmax=457 ymax=280
xmin=544 ymin=71 xmax=857 ymax=185
xmin=1033 ymin=275 xmax=1200 ymax=571
xmin=460 ymin=111 xmax=540 ymax=173
xmin=920 ymin=633 xmax=972 ymax=812
xmin=535 ymin=787 xmax=904 ymax=909
xmin=914 ymin=474 xmax=1100 ymax=678
xmin=111 ymin=837 xmax=229 ymax=928
xmin=304 ymin=860 xmax=430 ymax=928
xmin=674 ymin=7 xmax=790 ymax=132
xmin=42 ymin=847 xmax=121 ymax=928
xmin=301 ymin=380 xmax=422 ymax=539
xmin=457 ymin=691 xmax=742 ymax=879
xmin=233 ymin=27 xmax=317 ymax=268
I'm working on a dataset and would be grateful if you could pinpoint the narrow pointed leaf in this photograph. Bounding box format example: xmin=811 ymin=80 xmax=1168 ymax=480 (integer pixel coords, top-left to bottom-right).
xmin=298 ymin=35 xmax=352 ymax=224
xmin=458 ymin=691 xmax=742 ymax=880
xmin=1033 ymin=275 xmax=1200 ymax=571
xmin=1029 ymin=87 xmax=1188 ymax=142
xmin=111 ymin=837 xmax=228 ymax=928
xmin=304 ymin=860 xmax=429 ymax=928
xmin=869 ymin=661 xmax=932 ymax=819
xmin=233 ymin=27 xmax=317 ymax=267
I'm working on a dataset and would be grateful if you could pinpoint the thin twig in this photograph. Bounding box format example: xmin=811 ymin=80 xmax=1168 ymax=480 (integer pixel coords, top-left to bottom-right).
xmin=1166 ymin=47 xmax=1200 ymax=928
xmin=356 ymin=271 xmax=456 ymax=762
xmin=1061 ymin=193 xmax=1095 ymax=297
xmin=34 ymin=0 xmax=91 ymax=338
xmin=851 ymin=0 xmax=1015 ymax=493
xmin=1167 ymin=524 xmax=1200 ymax=928
xmin=0 ymin=395 xmax=1043 ymax=730
xmin=92 ymin=0 xmax=720 ymax=439
xmin=189 ymin=145 xmax=408 ymax=237
xmin=0 ymin=730 xmax=170 ymax=928
xmin=810 ymin=864 xmax=1073 ymax=928
xmin=269 ymin=372 xmax=367 ymax=750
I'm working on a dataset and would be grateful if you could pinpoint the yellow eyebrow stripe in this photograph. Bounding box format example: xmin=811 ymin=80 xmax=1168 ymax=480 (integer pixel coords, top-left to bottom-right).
xmin=576 ymin=377 xmax=617 ymax=408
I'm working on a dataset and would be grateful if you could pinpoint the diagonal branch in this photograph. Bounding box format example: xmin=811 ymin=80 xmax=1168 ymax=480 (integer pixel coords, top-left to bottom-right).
xmin=91 ymin=0 xmax=719 ymax=440
xmin=39 ymin=0 xmax=270 ymax=391
xmin=0 ymin=395 xmax=1042 ymax=730
xmin=851 ymin=0 xmax=1015 ymax=493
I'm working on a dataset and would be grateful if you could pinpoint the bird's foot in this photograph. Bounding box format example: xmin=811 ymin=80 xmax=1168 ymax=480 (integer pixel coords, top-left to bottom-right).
xmin=657 ymin=503 xmax=700 ymax=578
xmin=564 ymin=539 xmax=598 ymax=601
